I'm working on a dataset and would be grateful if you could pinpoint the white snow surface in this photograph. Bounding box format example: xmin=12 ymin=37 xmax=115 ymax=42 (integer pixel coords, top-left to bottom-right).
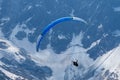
xmin=95 ymin=45 xmax=120 ymax=72
xmin=10 ymin=23 xmax=36 ymax=53
xmin=87 ymin=39 xmax=101 ymax=50
xmin=70 ymin=32 xmax=83 ymax=47
xmin=88 ymin=45 xmax=120 ymax=80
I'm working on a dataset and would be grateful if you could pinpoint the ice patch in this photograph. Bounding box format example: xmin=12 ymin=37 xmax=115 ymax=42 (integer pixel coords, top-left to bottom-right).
xmin=87 ymin=39 xmax=101 ymax=50
xmin=98 ymin=24 xmax=103 ymax=29
xmin=70 ymin=32 xmax=83 ymax=47
xmin=113 ymin=7 xmax=120 ymax=12
xmin=70 ymin=9 xmax=75 ymax=17
xmin=47 ymin=11 xmax=52 ymax=14
xmin=25 ymin=17 xmax=33 ymax=23
xmin=58 ymin=35 xmax=66 ymax=40
xmin=113 ymin=30 xmax=120 ymax=37
xmin=28 ymin=6 xmax=32 ymax=10
xmin=0 ymin=17 xmax=10 ymax=26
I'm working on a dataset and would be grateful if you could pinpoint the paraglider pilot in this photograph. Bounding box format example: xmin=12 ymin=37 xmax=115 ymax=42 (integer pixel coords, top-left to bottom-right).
xmin=72 ymin=60 xmax=78 ymax=67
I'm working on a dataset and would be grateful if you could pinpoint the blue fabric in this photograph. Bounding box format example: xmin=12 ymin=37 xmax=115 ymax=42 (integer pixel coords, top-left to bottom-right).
xmin=36 ymin=17 xmax=85 ymax=52
xmin=41 ymin=17 xmax=73 ymax=36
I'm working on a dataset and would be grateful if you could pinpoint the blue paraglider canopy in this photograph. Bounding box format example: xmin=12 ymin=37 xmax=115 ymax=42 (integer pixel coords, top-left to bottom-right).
xmin=36 ymin=17 xmax=87 ymax=52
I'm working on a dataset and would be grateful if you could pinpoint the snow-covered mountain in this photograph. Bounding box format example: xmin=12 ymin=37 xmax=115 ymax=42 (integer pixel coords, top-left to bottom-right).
xmin=65 ymin=45 xmax=120 ymax=80
xmin=0 ymin=0 xmax=120 ymax=80
xmin=0 ymin=39 xmax=52 ymax=80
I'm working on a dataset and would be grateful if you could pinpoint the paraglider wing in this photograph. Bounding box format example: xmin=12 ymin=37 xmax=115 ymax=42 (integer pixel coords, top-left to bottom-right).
xmin=36 ymin=17 xmax=87 ymax=52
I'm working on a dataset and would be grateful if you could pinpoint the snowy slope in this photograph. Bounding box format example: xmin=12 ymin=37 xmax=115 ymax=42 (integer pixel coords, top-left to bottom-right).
xmin=0 ymin=38 xmax=52 ymax=80
xmin=92 ymin=45 xmax=120 ymax=80
xmin=0 ymin=39 xmax=26 ymax=80
xmin=64 ymin=45 xmax=120 ymax=80
xmin=0 ymin=39 xmax=25 ymax=63
xmin=0 ymin=66 xmax=26 ymax=80
xmin=31 ymin=32 xmax=120 ymax=80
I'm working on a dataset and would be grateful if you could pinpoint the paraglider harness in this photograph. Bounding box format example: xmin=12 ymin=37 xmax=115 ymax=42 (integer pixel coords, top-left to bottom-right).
xmin=72 ymin=60 xmax=78 ymax=67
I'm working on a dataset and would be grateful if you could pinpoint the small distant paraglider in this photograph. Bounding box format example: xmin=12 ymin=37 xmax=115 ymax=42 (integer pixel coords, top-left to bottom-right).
xmin=72 ymin=60 xmax=79 ymax=67
xmin=36 ymin=17 xmax=87 ymax=52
